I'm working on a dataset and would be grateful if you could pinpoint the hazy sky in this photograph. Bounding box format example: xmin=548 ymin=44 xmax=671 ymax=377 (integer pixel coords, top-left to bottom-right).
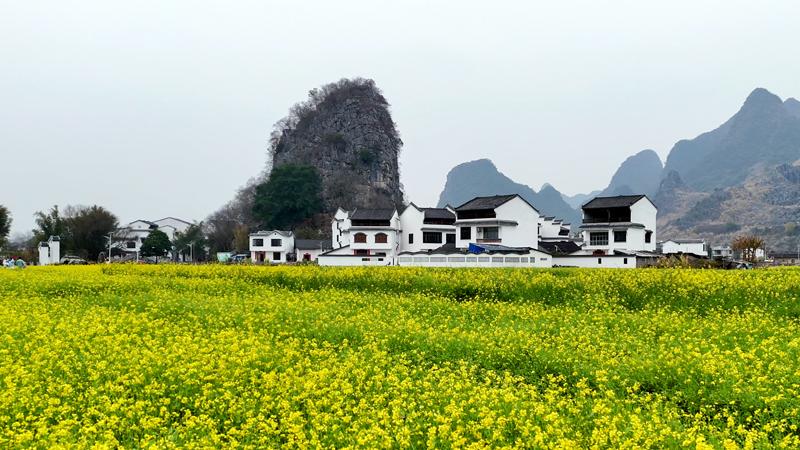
xmin=2 ymin=1 xmax=799 ymax=234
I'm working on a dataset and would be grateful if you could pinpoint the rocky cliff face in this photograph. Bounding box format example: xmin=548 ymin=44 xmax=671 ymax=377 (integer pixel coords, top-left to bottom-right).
xmin=271 ymin=78 xmax=404 ymax=211
xmin=663 ymin=88 xmax=800 ymax=191
xmin=655 ymin=88 xmax=800 ymax=249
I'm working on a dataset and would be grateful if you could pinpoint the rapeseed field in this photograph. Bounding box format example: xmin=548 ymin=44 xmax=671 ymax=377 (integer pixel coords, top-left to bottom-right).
xmin=1 ymin=265 xmax=798 ymax=448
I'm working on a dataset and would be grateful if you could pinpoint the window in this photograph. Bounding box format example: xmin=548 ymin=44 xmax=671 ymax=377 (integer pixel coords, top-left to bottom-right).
xmin=483 ymin=227 xmax=499 ymax=240
xmin=446 ymin=233 xmax=456 ymax=244
xmin=624 ymin=258 xmax=628 ymax=265
xmin=408 ymin=233 xmax=414 ymax=244
xmin=598 ymin=258 xmax=602 ymax=265
xmin=253 ymin=238 xmax=264 ymax=247
xmin=354 ymin=233 xmax=367 ymax=243
xmin=613 ymin=230 xmax=627 ymax=243
xmin=354 ymin=249 xmax=369 ymax=256
xmin=272 ymin=252 xmax=281 ymax=261
xmin=270 ymin=238 xmax=282 ymax=247
xmin=460 ymin=226 xmax=471 ymax=239
xmin=375 ymin=233 xmax=388 ymax=244
xmin=645 ymin=230 xmax=652 ymax=243
xmin=423 ymin=232 xmax=443 ymax=244
xmin=126 ymin=241 xmax=136 ymax=249
xmin=590 ymin=232 xmax=608 ymax=246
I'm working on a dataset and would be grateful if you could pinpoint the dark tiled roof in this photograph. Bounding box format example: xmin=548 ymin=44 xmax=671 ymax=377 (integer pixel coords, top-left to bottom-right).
xmin=582 ymin=195 xmax=647 ymax=209
xmin=350 ymin=209 xmax=396 ymax=221
xmin=295 ymin=239 xmax=333 ymax=250
xmin=421 ymin=208 xmax=455 ymax=220
xmin=455 ymin=194 xmax=518 ymax=211
xmin=538 ymin=240 xmax=581 ymax=255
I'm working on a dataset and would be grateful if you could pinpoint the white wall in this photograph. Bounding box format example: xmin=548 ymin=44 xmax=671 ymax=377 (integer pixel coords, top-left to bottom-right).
xmin=662 ymin=241 xmax=707 ymax=256
xmin=630 ymin=198 xmax=657 ymax=251
xmin=553 ymin=255 xmax=637 ymax=268
xmin=331 ymin=209 xmax=351 ymax=249
xmin=583 ymin=227 xmax=647 ymax=253
xmin=398 ymin=206 xmax=455 ymax=253
xmin=397 ymin=249 xmax=552 ymax=268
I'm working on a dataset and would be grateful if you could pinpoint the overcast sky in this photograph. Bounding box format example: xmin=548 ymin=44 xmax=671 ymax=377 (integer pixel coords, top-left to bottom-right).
xmin=2 ymin=1 xmax=799 ymax=235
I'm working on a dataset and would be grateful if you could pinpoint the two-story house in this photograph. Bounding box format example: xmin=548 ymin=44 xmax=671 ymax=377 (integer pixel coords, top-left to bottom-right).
xmin=115 ymin=217 xmax=193 ymax=261
xmin=398 ymin=204 xmax=456 ymax=253
xmin=249 ymin=230 xmax=294 ymax=263
xmin=318 ymin=208 xmax=401 ymax=266
xmin=396 ymin=194 xmax=552 ymax=267
xmin=552 ymin=195 xmax=660 ymax=268
xmin=454 ymin=194 xmax=541 ymax=249
xmin=579 ymin=195 xmax=657 ymax=254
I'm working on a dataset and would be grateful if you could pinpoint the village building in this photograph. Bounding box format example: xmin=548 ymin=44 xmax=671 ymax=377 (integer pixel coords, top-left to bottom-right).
xmin=397 ymin=194 xmax=553 ymax=268
xmin=711 ymin=246 xmax=734 ymax=259
xmin=660 ymin=239 xmax=708 ymax=257
xmin=250 ymin=230 xmax=295 ymax=263
xmin=115 ymin=217 xmax=194 ymax=261
xmin=295 ymin=239 xmax=333 ymax=262
xmin=552 ymin=195 xmax=660 ymax=268
xmin=318 ymin=208 xmax=401 ymax=266
xmin=397 ymin=203 xmax=456 ymax=253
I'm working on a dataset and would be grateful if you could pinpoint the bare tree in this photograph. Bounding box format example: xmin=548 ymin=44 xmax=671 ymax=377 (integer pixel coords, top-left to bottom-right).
xmin=732 ymin=235 xmax=765 ymax=262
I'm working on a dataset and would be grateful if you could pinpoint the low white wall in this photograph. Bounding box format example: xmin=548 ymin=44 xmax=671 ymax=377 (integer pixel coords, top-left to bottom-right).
xmin=318 ymin=255 xmax=394 ymax=266
xmin=553 ymin=255 xmax=636 ymax=268
xmin=398 ymin=252 xmax=552 ymax=268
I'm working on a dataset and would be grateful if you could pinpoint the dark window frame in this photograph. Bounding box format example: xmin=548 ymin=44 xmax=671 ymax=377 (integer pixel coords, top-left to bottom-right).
xmin=460 ymin=226 xmax=471 ymax=240
xmin=270 ymin=238 xmax=282 ymax=247
xmin=613 ymin=230 xmax=627 ymax=243
xmin=423 ymin=232 xmax=443 ymax=244
xmin=353 ymin=233 xmax=367 ymax=243
xmin=375 ymin=232 xmax=388 ymax=244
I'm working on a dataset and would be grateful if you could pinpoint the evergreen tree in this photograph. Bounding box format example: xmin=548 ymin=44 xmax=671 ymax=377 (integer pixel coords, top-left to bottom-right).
xmin=140 ymin=229 xmax=172 ymax=262
xmin=252 ymin=164 xmax=323 ymax=230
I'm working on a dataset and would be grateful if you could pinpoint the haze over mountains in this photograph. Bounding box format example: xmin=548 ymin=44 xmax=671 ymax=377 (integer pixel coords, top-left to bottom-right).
xmin=437 ymin=87 xmax=800 ymax=250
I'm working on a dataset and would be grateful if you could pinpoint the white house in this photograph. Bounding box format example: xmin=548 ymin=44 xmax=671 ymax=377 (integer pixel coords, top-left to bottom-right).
xmin=37 ymin=236 xmax=61 ymax=265
xmin=660 ymin=239 xmax=708 ymax=257
xmin=318 ymin=208 xmax=401 ymax=266
xmin=552 ymin=195 xmax=660 ymax=268
xmin=454 ymin=194 xmax=541 ymax=249
xmin=250 ymin=230 xmax=295 ymax=263
xmin=578 ymin=195 xmax=657 ymax=254
xmin=711 ymin=246 xmax=734 ymax=259
xmin=116 ymin=217 xmax=194 ymax=259
xmin=398 ymin=203 xmax=456 ymax=253
xmin=397 ymin=194 xmax=552 ymax=268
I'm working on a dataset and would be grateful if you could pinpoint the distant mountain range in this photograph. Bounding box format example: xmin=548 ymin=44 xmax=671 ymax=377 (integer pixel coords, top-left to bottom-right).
xmin=436 ymin=159 xmax=581 ymax=226
xmin=437 ymin=87 xmax=800 ymax=250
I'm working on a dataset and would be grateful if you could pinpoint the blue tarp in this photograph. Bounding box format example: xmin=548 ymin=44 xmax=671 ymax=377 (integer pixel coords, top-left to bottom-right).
xmin=468 ymin=243 xmax=485 ymax=254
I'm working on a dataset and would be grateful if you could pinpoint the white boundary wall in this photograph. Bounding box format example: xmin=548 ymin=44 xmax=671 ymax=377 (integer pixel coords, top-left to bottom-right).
xmin=398 ymin=251 xmax=552 ymax=268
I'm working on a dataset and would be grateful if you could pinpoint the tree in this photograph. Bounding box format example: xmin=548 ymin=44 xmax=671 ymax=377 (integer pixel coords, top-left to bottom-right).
xmin=205 ymin=178 xmax=261 ymax=255
xmin=173 ymin=223 xmax=208 ymax=262
xmin=32 ymin=205 xmax=66 ymax=245
xmin=140 ymin=229 xmax=172 ymax=262
xmin=252 ymin=164 xmax=323 ymax=230
xmin=0 ymin=205 xmax=10 ymax=250
xmin=732 ymin=235 xmax=765 ymax=262
xmin=63 ymin=205 xmax=118 ymax=261
xmin=232 ymin=225 xmax=250 ymax=253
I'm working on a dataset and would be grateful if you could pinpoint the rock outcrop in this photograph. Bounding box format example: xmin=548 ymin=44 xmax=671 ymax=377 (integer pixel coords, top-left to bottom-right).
xmin=270 ymin=78 xmax=404 ymax=211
